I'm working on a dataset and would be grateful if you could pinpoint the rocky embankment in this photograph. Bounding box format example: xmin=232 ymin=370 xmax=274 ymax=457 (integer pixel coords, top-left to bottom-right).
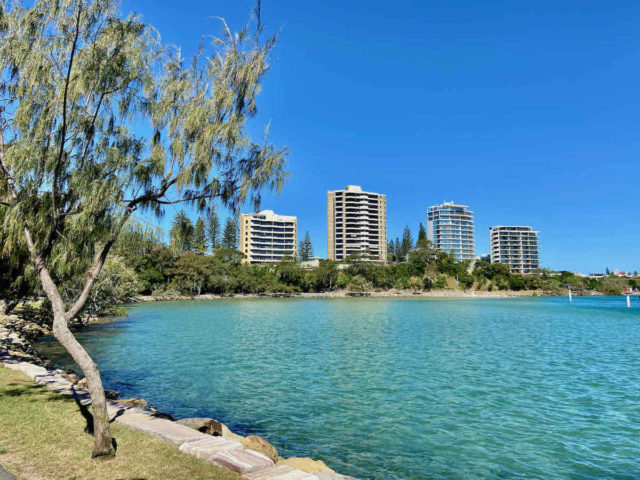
xmin=0 ymin=309 xmax=355 ymax=480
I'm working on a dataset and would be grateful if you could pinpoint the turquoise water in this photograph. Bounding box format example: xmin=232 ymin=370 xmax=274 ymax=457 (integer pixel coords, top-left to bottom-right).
xmin=38 ymin=296 xmax=640 ymax=479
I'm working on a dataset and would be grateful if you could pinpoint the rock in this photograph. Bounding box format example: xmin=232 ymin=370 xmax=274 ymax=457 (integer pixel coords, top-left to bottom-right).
xmin=118 ymin=397 xmax=147 ymax=407
xmin=116 ymin=416 xmax=208 ymax=445
xmin=277 ymin=458 xmax=335 ymax=474
xmin=244 ymin=435 xmax=279 ymax=463
xmin=176 ymin=417 xmax=223 ymax=436
xmin=77 ymin=377 xmax=88 ymax=389
xmin=315 ymin=473 xmax=359 ymax=480
xmin=220 ymin=423 xmax=279 ymax=463
xmin=179 ymin=436 xmax=243 ymax=459
xmin=221 ymin=423 xmax=245 ymax=442
xmin=104 ymin=390 xmax=120 ymax=400
xmin=59 ymin=370 xmax=79 ymax=384
xmin=153 ymin=412 xmax=176 ymax=421
xmin=208 ymin=448 xmax=274 ymax=473
xmin=246 ymin=466 xmax=319 ymax=480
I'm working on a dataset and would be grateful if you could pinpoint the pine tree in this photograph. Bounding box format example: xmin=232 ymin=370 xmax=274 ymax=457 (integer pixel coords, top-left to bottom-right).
xmin=394 ymin=238 xmax=401 ymax=260
xmin=206 ymin=212 xmax=221 ymax=252
xmin=400 ymin=225 xmax=414 ymax=260
xmin=222 ymin=218 xmax=238 ymax=250
xmin=193 ymin=217 xmax=208 ymax=254
xmin=299 ymin=231 xmax=313 ymax=261
xmin=418 ymin=223 xmax=427 ymax=242
xmin=0 ymin=0 xmax=286 ymax=457
xmin=170 ymin=211 xmax=194 ymax=253
xmin=388 ymin=240 xmax=396 ymax=260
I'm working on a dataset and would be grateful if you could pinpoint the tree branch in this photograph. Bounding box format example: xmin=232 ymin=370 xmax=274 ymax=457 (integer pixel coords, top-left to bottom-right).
xmin=64 ymin=208 xmax=132 ymax=321
xmin=0 ymin=126 xmax=19 ymax=203
xmin=52 ymin=4 xmax=83 ymax=221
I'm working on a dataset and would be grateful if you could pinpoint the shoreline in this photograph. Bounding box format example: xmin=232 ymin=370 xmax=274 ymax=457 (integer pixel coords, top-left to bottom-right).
xmin=136 ymin=288 xmax=585 ymax=303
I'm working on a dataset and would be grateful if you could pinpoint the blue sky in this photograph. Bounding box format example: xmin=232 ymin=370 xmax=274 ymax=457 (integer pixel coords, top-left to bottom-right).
xmin=124 ymin=0 xmax=640 ymax=273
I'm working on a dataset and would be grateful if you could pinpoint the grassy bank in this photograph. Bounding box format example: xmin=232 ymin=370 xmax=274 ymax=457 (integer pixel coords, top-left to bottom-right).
xmin=0 ymin=365 xmax=242 ymax=480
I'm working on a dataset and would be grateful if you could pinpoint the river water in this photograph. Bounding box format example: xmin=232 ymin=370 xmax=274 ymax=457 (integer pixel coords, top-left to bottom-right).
xmin=37 ymin=296 xmax=640 ymax=479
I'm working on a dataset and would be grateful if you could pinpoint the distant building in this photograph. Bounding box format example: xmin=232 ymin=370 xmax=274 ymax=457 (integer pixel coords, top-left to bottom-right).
xmin=489 ymin=225 xmax=540 ymax=274
xmin=327 ymin=185 xmax=387 ymax=262
xmin=239 ymin=210 xmax=297 ymax=264
xmin=427 ymin=201 xmax=475 ymax=261
xmin=300 ymin=258 xmax=321 ymax=270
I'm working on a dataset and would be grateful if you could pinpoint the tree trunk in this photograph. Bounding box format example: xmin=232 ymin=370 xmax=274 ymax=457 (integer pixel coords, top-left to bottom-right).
xmin=35 ymin=255 xmax=114 ymax=458
xmin=52 ymin=312 xmax=114 ymax=458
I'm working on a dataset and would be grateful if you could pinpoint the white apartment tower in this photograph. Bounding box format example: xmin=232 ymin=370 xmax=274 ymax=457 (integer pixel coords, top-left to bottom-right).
xmin=427 ymin=201 xmax=475 ymax=261
xmin=327 ymin=185 xmax=387 ymax=262
xmin=239 ymin=210 xmax=297 ymax=264
xmin=490 ymin=225 xmax=540 ymax=274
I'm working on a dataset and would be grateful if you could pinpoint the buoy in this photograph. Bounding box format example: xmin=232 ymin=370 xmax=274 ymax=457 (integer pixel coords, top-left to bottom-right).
xmin=627 ymin=295 xmax=631 ymax=308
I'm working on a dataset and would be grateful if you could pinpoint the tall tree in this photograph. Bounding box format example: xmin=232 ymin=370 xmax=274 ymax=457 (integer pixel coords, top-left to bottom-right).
xmin=193 ymin=217 xmax=207 ymax=254
xmin=0 ymin=0 xmax=286 ymax=458
xmin=394 ymin=238 xmax=401 ymax=260
xmin=388 ymin=240 xmax=396 ymax=260
xmin=222 ymin=218 xmax=238 ymax=250
xmin=418 ymin=223 xmax=427 ymax=242
xmin=400 ymin=226 xmax=414 ymax=260
xmin=299 ymin=231 xmax=313 ymax=261
xmin=169 ymin=211 xmax=194 ymax=253
xmin=206 ymin=211 xmax=221 ymax=252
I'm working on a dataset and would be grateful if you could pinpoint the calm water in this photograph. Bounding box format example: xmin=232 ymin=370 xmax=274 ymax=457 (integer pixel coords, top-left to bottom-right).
xmin=38 ymin=296 xmax=640 ymax=479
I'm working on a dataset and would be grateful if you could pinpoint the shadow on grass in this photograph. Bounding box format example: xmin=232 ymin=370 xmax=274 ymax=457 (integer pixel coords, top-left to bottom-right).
xmin=1 ymin=382 xmax=72 ymax=404
xmin=1 ymin=382 xmax=50 ymax=398
xmin=71 ymin=386 xmax=119 ymax=453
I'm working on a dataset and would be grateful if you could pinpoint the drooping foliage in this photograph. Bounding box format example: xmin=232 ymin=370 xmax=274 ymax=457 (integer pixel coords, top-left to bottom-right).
xmin=169 ymin=210 xmax=194 ymax=253
xmin=0 ymin=0 xmax=288 ymax=458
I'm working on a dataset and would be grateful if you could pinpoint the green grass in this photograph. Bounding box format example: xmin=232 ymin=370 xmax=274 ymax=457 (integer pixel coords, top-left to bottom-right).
xmin=0 ymin=365 xmax=243 ymax=480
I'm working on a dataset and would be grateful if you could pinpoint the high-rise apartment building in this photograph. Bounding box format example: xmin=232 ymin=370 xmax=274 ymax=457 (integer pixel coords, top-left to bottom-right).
xmin=489 ymin=225 xmax=540 ymax=274
xmin=327 ymin=185 xmax=387 ymax=262
xmin=427 ymin=201 xmax=475 ymax=261
xmin=239 ymin=210 xmax=297 ymax=264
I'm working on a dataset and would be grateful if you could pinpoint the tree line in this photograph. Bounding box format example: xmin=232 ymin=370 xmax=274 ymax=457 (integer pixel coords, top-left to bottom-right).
xmin=166 ymin=210 xmax=315 ymax=261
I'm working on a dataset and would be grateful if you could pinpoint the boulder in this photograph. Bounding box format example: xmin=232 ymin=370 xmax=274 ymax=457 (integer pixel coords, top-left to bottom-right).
xmin=176 ymin=417 xmax=223 ymax=436
xmin=57 ymin=370 xmax=79 ymax=384
xmin=104 ymin=390 xmax=120 ymax=400
xmin=118 ymin=397 xmax=147 ymax=407
xmin=221 ymin=423 xmax=246 ymax=443
xmin=277 ymin=457 xmax=335 ymax=474
xmin=220 ymin=424 xmax=279 ymax=463
xmin=76 ymin=377 xmax=88 ymax=389
xmin=244 ymin=435 xmax=279 ymax=463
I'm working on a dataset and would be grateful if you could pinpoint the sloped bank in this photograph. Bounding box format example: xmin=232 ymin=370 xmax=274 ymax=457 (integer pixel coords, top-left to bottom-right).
xmin=0 ymin=313 xmax=357 ymax=480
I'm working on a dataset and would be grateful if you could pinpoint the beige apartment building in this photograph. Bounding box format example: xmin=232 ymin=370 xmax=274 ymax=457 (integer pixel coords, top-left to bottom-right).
xmin=490 ymin=225 xmax=540 ymax=274
xmin=327 ymin=185 xmax=387 ymax=262
xmin=239 ymin=210 xmax=297 ymax=264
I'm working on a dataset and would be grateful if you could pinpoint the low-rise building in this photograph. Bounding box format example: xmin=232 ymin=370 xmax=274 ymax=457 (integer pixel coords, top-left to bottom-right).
xmin=239 ymin=210 xmax=297 ymax=264
xmin=490 ymin=225 xmax=540 ymax=274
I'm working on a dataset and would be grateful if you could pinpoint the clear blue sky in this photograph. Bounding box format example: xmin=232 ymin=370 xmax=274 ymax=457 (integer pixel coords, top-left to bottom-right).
xmin=124 ymin=0 xmax=640 ymax=273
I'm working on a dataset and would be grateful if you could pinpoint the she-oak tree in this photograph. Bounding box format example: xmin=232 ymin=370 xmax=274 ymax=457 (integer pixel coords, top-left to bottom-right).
xmin=0 ymin=0 xmax=287 ymax=458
